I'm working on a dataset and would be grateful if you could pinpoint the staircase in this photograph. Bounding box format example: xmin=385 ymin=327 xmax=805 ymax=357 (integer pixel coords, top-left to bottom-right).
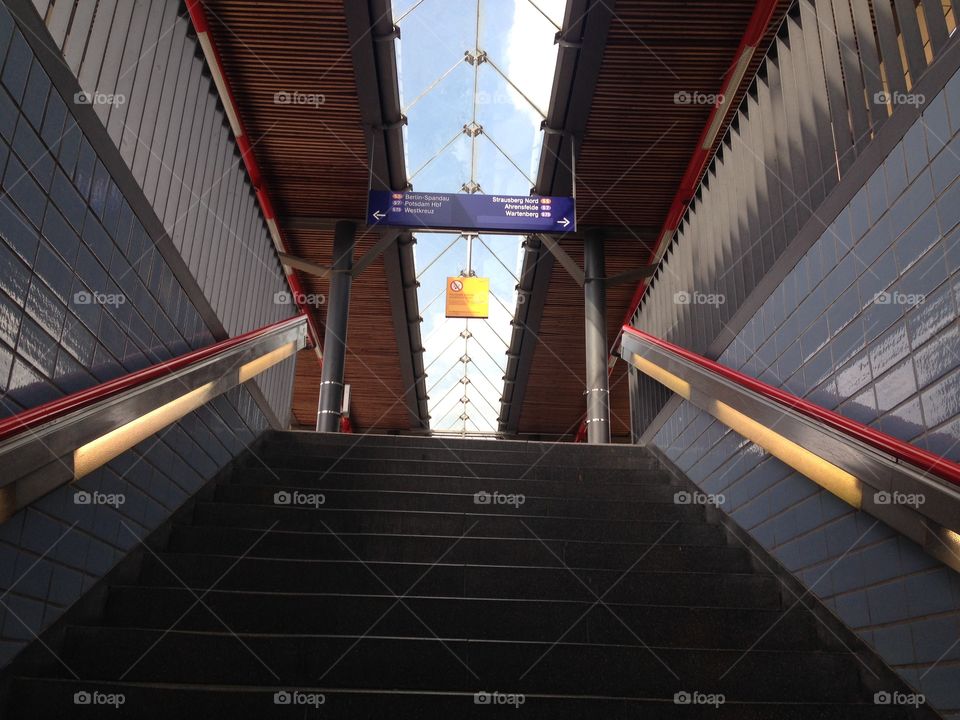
xmin=4 ymin=432 xmax=934 ymax=718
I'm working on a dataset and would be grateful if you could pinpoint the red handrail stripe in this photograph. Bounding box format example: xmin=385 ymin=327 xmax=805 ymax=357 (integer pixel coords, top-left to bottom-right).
xmin=623 ymin=324 xmax=960 ymax=486
xmin=0 ymin=315 xmax=307 ymax=443
xmin=184 ymin=0 xmax=322 ymax=356
xmin=615 ymin=0 xmax=781 ymax=352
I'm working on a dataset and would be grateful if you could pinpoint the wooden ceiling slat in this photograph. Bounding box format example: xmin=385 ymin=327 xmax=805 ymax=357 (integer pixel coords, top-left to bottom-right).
xmin=206 ymin=0 xmax=791 ymax=438
xmin=518 ymin=0 xmax=792 ymax=438
xmin=205 ymin=0 xmax=410 ymax=431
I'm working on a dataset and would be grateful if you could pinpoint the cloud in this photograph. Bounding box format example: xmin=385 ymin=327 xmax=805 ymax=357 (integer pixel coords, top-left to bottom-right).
xmin=504 ymin=0 xmax=565 ymax=128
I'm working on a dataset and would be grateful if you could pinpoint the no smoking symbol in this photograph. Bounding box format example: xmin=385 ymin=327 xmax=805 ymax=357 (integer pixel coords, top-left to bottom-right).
xmin=450 ymin=279 xmax=463 ymax=292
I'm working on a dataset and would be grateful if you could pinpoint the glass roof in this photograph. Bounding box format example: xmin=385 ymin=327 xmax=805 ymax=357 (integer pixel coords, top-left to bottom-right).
xmin=393 ymin=0 xmax=564 ymax=434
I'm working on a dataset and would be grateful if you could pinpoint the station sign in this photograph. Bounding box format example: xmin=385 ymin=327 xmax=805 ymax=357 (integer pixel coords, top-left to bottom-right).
xmin=368 ymin=190 xmax=576 ymax=234
xmin=445 ymin=276 xmax=489 ymax=319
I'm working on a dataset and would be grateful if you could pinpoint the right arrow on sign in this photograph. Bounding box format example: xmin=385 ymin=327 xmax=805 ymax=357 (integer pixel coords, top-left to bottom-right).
xmin=558 ymin=217 xmax=570 ymax=228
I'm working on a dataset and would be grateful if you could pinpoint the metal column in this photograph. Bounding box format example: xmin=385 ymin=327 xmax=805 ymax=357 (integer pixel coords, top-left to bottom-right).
xmin=583 ymin=230 xmax=610 ymax=443
xmin=317 ymin=221 xmax=356 ymax=432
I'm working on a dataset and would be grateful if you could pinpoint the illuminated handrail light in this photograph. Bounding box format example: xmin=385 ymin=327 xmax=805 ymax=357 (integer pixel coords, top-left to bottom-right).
xmin=624 ymin=325 xmax=960 ymax=573
xmin=73 ymin=341 xmax=298 ymax=479
xmin=631 ymin=353 xmax=863 ymax=508
xmin=0 ymin=318 xmax=306 ymax=525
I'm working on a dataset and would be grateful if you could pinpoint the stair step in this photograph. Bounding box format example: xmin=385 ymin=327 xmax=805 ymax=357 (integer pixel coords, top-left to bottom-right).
xmin=212 ymin=484 xmax=703 ymax=519
xmin=262 ymin=430 xmax=653 ymax=458
xmin=230 ymin=467 xmax=675 ymax=498
xmin=239 ymin=455 xmax=660 ymax=480
xmin=248 ymin=443 xmax=658 ymax=469
xmin=189 ymin=503 xmax=722 ymax=542
xmin=103 ymin=587 xmax=833 ymax=650
xmin=167 ymin=526 xmax=749 ymax=569
xmin=53 ymin=627 xmax=866 ymax=702
xmin=5 ymin=431 xmax=925 ymax=719
xmin=9 ymin=678 xmax=913 ymax=719
xmin=137 ymin=554 xmax=781 ymax=607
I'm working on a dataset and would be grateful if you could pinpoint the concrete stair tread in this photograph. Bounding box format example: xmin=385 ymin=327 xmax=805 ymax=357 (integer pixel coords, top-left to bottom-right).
xmin=5 ymin=432 xmax=928 ymax=718
xmin=136 ymin=552 xmax=782 ymax=607
xmin=9 ymin=677 xmax=914 ymax=719
xmin=51 ymin=627 xmax=870 ymax=702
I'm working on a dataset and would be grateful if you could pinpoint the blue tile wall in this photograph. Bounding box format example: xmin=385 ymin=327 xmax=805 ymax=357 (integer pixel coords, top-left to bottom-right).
xmin=648 ymin=70 xmax=960 ymax=716
xmin=0 ymin=2 xmax=277 ymax=668
xmin=714 ymin=79 xmax=960 ymax=460
xmin=25 ymin=0 xmax=296 ymax=424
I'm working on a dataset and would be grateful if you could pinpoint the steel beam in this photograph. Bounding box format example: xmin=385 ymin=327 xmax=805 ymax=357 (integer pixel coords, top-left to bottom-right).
xmin=498 ymin=0 xmax=613 ymax=434
xmin=278 ymin=253 xmax=336 ymax=278
xmin=317 ymin=221 xmax=356 ymax=432
xmin=351 ymin=229 xmax=402 ymax=278
xmin=343 ymin=0 xmax=429 ymax=429
xmin=285 ymin=215 xmax=365 ymax=230
xmin=583 ymin=230 xmax=610 ymax=443
xmin=536 ymin=233 xmax=584 ymax=286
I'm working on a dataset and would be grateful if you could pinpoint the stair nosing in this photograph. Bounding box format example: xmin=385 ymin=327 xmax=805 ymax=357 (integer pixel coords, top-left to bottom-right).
xmin=12 ymin=676 xmax=883 ymax=707
xmin=144 ymin=551 xmax=771 ymax=578
xmin=63 ymin=626 xmax=852 ymax=657
xmin=194 ymin=501 xmax=704 ymax=524
xmin=218 ymin=484 xmax=678 ymax=505
xmin=173 ymin=526 xmax=730 ymax=547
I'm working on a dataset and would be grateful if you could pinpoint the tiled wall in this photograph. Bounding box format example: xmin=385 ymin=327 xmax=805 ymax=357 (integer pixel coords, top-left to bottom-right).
xmin=0 ymin=2 xmax=277 ymax=668
xmin=0 ymin=387 xmax=268 ymax=668
xmin=648 ymin=69 xmax=960 ymax=716
xmin=0 ymin=3 xmax=220 ymax=412
xmin=719 ymin=82 xmax=960 ymax=460
xmin=22 ymin=0 xmax=298 ymax=422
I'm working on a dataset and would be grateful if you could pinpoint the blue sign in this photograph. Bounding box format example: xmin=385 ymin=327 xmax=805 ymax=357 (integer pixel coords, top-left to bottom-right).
xmin=367 ymin=191 xmax=576 ymax=234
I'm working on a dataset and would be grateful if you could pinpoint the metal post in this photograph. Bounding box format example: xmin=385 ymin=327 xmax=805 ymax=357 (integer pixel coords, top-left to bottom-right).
xmin=583 ymin=230 xmax=610 ymax=444
xmin=317 ymin=220 xmax=356 ymax=432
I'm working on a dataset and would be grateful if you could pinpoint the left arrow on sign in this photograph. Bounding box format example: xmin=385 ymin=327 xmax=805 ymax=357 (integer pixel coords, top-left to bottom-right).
xmin=372 ymin=210 xmax=386 ymax=221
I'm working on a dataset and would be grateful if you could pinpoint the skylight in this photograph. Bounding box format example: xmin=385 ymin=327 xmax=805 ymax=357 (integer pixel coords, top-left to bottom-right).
xmin=392 ymin=0 xmax=564 ymax=434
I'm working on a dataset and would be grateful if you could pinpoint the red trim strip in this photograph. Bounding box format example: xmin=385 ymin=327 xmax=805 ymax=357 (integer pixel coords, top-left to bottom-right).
xmin=184 ymin=0 xmax=321 ymax=354
xmin=616 ymin=0 xmax=781 ymax=349
xmin=0 ymin=315 xmax=307 ymax=443
xmin=623 ymin=324 xmax=960 ymax=486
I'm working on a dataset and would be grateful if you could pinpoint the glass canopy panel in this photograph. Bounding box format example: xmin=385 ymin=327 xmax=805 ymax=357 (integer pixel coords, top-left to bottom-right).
xmin=475 ymin=67 xmax=545 ymax=184
xmin=395 ymin=0 xmax=476 ymax=106
xmin=475 ymin=132 xmax=534 ymax=193
xmin=408 ymin=133 xmax=474 ymax=192
xmin=478 ymin=0 xmax=562 ymax=117
xmin=392 ymin=0 xmax=561 ymax=434
xmin=402 ymin=62 xmax=474 ymax=182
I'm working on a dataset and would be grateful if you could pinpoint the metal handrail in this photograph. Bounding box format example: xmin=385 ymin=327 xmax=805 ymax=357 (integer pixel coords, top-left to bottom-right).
xmin=622 ymin=324 xmax=960 ymax=572
xmin=0 ymin=315 xmax=307 ymax=443
xmin=0 ymin=315 xmax=309 ymax=522
xmin=623 ymin=325 xmax=960 ymax=486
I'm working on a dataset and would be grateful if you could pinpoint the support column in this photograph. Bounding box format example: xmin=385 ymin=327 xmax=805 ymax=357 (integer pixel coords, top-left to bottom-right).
xmin=317 ymin=220 xmax=356 ymax=432
xmin=583 ymin=230 xmax=610 ymax=444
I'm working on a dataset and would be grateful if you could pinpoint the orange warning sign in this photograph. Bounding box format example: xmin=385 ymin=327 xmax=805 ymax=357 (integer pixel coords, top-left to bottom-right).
xmin=445 ymin=276 xmax=489 ymax=319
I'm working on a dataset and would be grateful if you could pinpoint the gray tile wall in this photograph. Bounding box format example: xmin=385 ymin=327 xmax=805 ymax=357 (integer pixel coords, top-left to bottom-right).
xmin=24 ymin=0 xmax=298 ymax=423
xmin=714 ymin=73 xmax=960 ymax=461
xmin=0 ymin=1 xmax=276 ymax=668
xmin=648 ymin=71 xmax=960 ymax=717
xmin=0 ymin=386 xmax=268 ymax=668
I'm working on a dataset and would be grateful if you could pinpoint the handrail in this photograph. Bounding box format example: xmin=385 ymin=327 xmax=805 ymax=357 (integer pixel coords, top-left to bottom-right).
xmin=615 ymin=0 xmax=781 ymax=351
xmin=0 ymin=315 xmax=306 ymax=443
xmin=623 ymin=325 xmax=960 ymax=487
xmin=622 ymin=323 xmax=960 ymax=573
xmin=0 ymin=314 xmax=309 ymax=522
xmin=185 ymin=0 xmax=323 ymax=360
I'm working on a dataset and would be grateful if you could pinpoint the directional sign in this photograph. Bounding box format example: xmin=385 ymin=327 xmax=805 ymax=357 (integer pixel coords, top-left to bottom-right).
xmin=446 ymin=276 xmax=489 ymax=319
xmin=368 ymin=190 xmax=576 ymax=234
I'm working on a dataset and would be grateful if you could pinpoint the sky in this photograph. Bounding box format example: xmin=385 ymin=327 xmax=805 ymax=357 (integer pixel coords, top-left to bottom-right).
xmin=391 ymin=0 xmax=565 ymax=433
